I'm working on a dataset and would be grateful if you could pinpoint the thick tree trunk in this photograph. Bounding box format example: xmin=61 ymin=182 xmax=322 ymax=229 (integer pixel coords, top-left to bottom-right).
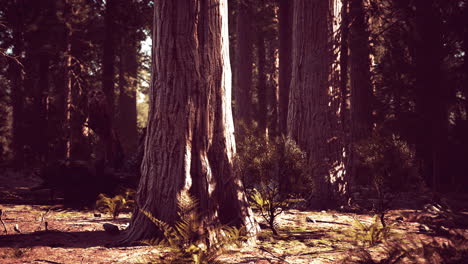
xmin=122 ymin=0 xmax=258 ymax=243
xmin=288 ymin=0 xmax=348 ymax=208
xmin=278 ymin=0 xmax=292 ymax=136
xmin=233 ymin=0 xmax=253 ymax=126
xmin=349 ymin=0 xmax=373 ymax=185
xmin=414 ymin=0 xmax=447 ymax=191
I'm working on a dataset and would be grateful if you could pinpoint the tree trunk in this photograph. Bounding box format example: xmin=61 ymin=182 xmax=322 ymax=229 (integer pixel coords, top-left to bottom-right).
xmin=278 ymin=0 xmax=292 ymax=136
xmin=349 ymin=0 xmax=372 ymax=141
xmin=117 ymin=38 xmax=138 ymax=155
xmin=288 ymin=0 xmax=348 ymax=208
xmin=233 ymin=0 xmax=253 ymax=126
xmin=9 ymin=15 xmax=25 ymax=168
xmin=257 ymin=33 xmax=267 ymax=135
xmin=413 ymin=0 xmax=447 ymax=191
xmin=122 ymin=0 xmax=259 ymax=243
xmin=349 ymin=0 xmax=373 ymax=185
xmin=102 ymin=0 xmax=116 ymax=121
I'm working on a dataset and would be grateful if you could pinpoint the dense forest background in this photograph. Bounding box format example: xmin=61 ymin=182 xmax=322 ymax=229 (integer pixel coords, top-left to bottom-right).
xmin=0 ymin=1 xmax=468 ymax=263
xmin=1 ymin=0 xmax=468 ymax=203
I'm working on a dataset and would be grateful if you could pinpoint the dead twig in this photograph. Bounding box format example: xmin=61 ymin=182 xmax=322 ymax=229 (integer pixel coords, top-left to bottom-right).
xmin=0 ymin=48 xmax=24 ymax=70
xmin=0 ymin=209 xmax=7 ymax=234
xmin=257 ymin=246 xmax=290 ymax=264
xmin=39 ymin=207 xmax=51 ymax=231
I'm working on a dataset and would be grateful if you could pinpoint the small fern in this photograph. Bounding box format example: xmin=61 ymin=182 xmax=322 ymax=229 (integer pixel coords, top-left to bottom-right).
xmin=95 ymin=189 xmax=135 ymax=219
xmin=349 ymin=215 xmax=395 ymax=247
xmin=141 ymin=193 xmax=247 ymax=264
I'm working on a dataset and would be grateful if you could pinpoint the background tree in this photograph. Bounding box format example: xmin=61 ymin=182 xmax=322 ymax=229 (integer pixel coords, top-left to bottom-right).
xmin=288 ymin=0 xmax=348 ymax=207
xmin=348 ymin=0 xmax=373 ymax=185
xmin=233 ymin=0 xmax=254 ymax=126
xmin=278 ymin=0 xmax=292 ymax=137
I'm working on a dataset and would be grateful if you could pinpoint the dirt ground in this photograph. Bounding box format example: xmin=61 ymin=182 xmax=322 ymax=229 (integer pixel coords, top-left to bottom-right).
xmin=0 ymin=169 xmax=467 ymax=264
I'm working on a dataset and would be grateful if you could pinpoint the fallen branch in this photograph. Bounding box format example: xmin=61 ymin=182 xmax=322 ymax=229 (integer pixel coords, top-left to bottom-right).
xmin=34 ymin=259 xmax=65 ymax=264
xmin=257 ymin=246 xmax=290 ymax=264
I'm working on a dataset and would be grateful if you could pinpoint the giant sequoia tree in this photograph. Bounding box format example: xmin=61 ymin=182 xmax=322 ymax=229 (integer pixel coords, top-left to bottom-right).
xmin=122 ymin=0 xmax=258 ymax=242
xmin=288 ymin=0 xmax=348 ymax=207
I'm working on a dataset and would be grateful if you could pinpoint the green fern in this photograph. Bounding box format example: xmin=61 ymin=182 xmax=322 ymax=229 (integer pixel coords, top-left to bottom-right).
xmin=141 ymin=193 xmax=247 ymax=264
xmin=349 ymin=215 xmax=395 ymax=247
xmin=95 ymin=189 xmax=135 ymax=219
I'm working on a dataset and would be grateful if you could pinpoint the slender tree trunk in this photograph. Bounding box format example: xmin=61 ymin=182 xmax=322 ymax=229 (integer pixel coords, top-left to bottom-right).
xmin=349 ymin=0 xmax=372 ymax=141
xmin=257 ymin=34 xmax=267 ymax=135
xmin=117 ymin=38 xmax=138 ymax=155
xmin=102 ymin=0 xmax=116 ymax=120
xmin=10 ymin=26 xmax=25 ymax=168
xmin=35 ymin=51 xmax=50 ymax=163
xmin=122 ymin=0 xmax=258 ymax=243
xmin=414 ymin=0 xmax=447 ymax=191
xmin=95 ymin=0 xmax=124 ymax=166
xmin=233 ymin=0 xmax=253 ymax=126
xmin=5 ymin=1 xmax=26 ymax=166
xmin=339 ymin=0 xmax=349 ymax=125
xmin=288 ymin=0 xmax=348 ymax=208
xmin=349 ymin=0 xmax=373 ymax=185
xmin=278 ymin=0 xmax=292 ymax=136
xmin=463 ymin=2 xmax=468 ymax=120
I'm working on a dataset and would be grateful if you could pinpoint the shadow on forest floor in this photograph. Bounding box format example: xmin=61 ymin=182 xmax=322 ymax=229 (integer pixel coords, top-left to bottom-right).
xmin=0 ymin=230 xmax=125 ymax=249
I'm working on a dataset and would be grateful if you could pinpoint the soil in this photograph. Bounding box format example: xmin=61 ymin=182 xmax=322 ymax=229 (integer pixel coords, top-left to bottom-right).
xmin=0 ymin=169 xmax=467 ymax=264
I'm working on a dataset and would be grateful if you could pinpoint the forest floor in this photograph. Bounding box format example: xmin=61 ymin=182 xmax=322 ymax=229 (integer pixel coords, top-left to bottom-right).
xmin=0 ymin=170 xmax=467 ymax=264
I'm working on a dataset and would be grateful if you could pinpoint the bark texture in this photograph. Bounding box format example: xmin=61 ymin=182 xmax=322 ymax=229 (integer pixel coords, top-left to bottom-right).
xmin=288 ymin=0 xmax=348 ymax=207
xmin=123 ymin=0 xmax=258 ymax=243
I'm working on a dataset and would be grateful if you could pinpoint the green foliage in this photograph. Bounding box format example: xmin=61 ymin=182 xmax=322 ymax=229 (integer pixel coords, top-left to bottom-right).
xmin=249 ymin=187 xmax=287 ymax=235
xmin=354 ymin=131 xmax=417 ymax=192
xmin=95 ymin=189 xmax=135 ymax=219
xmin=348 ymin=215 xmax=395 ymax=247
xmin=236 ymin=122 xmax=310 ymax=196
xmin=141 ymin=193 xmax=246 ymax=264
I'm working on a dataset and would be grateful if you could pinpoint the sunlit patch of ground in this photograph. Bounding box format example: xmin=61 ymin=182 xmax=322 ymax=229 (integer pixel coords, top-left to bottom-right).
xmin=1 ymin=171 xmax=467 ymax=263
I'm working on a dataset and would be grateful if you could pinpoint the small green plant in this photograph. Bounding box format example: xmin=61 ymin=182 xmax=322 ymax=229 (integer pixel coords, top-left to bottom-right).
xmin=95 ymin=189 xmax=135 ymax=219
xmin=249 ymin=187 xmax=287 ymax=235
xmin=142 ymin=193 xmax=246 ymax=264
xmin=349 ymin=215 xmax=394 ymax=247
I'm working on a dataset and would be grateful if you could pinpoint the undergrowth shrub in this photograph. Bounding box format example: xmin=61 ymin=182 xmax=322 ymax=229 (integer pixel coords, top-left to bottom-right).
xmin=348 ymin=215 xmax=395 ymax=247
xmin=236 ymin=122 xmax=310 ymax=198
xmin=142 ymin=192 xmax=247 ymax=264
xmin=354 ymin=130 xmax=418 ymax=192
xmin=95 ymin=188 xmax=135 ymax=219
